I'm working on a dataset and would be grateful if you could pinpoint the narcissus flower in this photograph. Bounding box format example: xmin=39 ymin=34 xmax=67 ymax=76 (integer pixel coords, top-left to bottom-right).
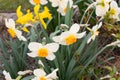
xmin=3 ymin=70 xmax=13 ymax=80
xmin=53 ymin=23 xmax=86 ymax=45
xmin=27 ymin=42 xmax=59 ymax=60
xmin=5 ymin=19 xmax=26 ymax=41
xmin=49 ymin=0 xmax=60 ymax=7
xmin=95 ymin=0 xmax=112 ymax=17
xmin=49 ymin=0 xmax=75 ymax=16
xmin=34 ymin=5 xmax=52 ymax=29
xmin=109 ymin=1 xmax=120 ymax=21
xmin=18 ymin=70 xmax=32 ymax=76
xmin=87 ymin=22 xmax=102 ymax=43
xmin=16 ymin=6 xmax=35 ymax=25
xmin=32 ymin=68 xmax=58 ymax=80
xmin=29 ymin=0 xmax=48 ymax=5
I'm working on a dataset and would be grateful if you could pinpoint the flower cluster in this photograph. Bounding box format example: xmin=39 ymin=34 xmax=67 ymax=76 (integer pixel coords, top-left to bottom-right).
xmin=2 ymin=0 xmax=120 ymax=80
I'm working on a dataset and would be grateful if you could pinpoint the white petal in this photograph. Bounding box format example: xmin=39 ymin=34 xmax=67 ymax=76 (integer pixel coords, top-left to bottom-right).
xmin=18 ymin=70 xmax=32 ymax=75
xmin=46 ymin=68 xmax=58 ymax=79
xmin=69 ymin=23 xmax=80 ymax=33
xmin=96 ymin=6 xmax=108 ymax=17
xmin=52 ymin=36 xmax=61 ymax=43
xmin=38 ymin=60 xmax=44 ymax=67
xmin=98 ymin=22 xmax=102 ymax=29
xmin=5 ymin=18 xmax=15 ymax=29
xmin=33 ymin=69 xmax=46 ymax=77
xmin=41 ymin=0 xmax=48 ymax=5
xmin=110 ymin=1 xmax=118 ymax=8
xmin=76 ymin=31 xmax=86 ymax=39
xmin=46 ymin=53 xmax=55 ymax=61
xmin=49 ymin=0 xmax=59 ymax=7
xmin=3 ymin=70 xmax=13 ymax=80
xmin=29 ymin=0 xmax=35 ymax=5
xmin=15 ymin=30 xmax=26 ymax=41
xmin=27 ymin=52 xmax=38 ymax=57
xmin=87 ymin=37 xmax=92 ymax=44
xmin=28 ymin=42 xmax=42 ymax=51
xmin=45 ymin=43 xmax=59 ymax=52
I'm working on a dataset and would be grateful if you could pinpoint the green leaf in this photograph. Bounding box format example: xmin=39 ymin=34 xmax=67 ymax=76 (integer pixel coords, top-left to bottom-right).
xmin=22 ymin=75 xmax=34 ymax=80
xmin=0 ymin=39 xmax=9 ymax=58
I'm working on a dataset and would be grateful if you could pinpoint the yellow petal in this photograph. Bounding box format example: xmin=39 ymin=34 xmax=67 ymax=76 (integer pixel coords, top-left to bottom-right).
xmin=7 ymin=28 xmax=16 ymax=38
xmin=16 ymin=6 xmax=23 ymax=18
xmin=22 ymin=27 xmax=29 ymax=33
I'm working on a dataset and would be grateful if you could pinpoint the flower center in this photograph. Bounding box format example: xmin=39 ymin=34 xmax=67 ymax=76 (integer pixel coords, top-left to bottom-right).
xmin=38 ymin=48 xmax=48 ymax=57
xmin=40 ymin=76 xmax=46 ymax=80
xmin=64 ymin=8 xmax=66 ymax=13
xmin=33 ymin=0 xmax=40 ymax=4
xmin=7 ymin=28 xmax=16 ymax=38
xmin=110 ymin=8 xmax=116 ymax=15
xmin=65 ymin=34 xmax=77 ymax=45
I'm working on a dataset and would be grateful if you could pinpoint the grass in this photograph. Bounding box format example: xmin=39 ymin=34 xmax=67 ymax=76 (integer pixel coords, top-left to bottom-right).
xmin=0 ymin=0 xmax=32 ymax=12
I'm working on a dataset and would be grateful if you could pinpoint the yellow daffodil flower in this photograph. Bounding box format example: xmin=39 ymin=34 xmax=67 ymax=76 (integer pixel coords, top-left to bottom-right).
xmin=21 ymin=27 xmax=29 ymax=33
xmin=34 ymin=5 xmax=52 ymax=29
xmin=29 ymin=0 xmax=48 ymax=5
xmin=27 ymin=42 xmax=59 ymax=61
xmin=32 ymin=68 xmax=58 ymax=80
xmin=5 ymin=19 xmax=26 ymax=41
xmin=53 ymin=23 xmax=86 ymax=45
xmin=16 ymin=6 xmax=35 ymax=25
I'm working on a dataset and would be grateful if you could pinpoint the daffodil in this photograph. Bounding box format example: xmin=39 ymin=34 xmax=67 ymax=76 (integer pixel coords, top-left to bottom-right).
xmin=95 ymin=0 xmax=112 ymax=17
xmin=3 ymin=70 xmax=14 ymax=80
xmin=29 ymin=0 xmax=48 ymax=5
xmin=49 ymin=0 xmax=74 ymax=16
xmin=109 ymin=1 xmax=120 ymax=21
xmin=87 ymin=22 xmax=102 ymax=44
xmin=18 ymin=70 xmax=32 ymax=76
xmin=27 ymin=42 xmax=59 ymax=60
xmin=16 ymin=6 xmax=35 ymax=25
xmin=58 ymin=0 xmax=73 ymax=16
xmin=5 ymin=19 xmax=26 ymax=41
xmin=49 ymin=0 xmax=60 ymax=7
xmin=32 ymin=68 xmax=58 ymax=80
xmin=53 ymin=23 xmax=86 ymax=45
xmin=34 ymin=5 xmax=52 ymax=29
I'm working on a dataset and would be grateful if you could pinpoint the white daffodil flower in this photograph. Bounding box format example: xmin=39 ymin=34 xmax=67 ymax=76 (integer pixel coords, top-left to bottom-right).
xmin=109 ymin=1 xmax=120 ymax=21
xmin=18 ymin=70 xmax=32 ymax=76
xmin=53 ymin=23 xmax=86 ymax=45
xmin=57 ymin=0 xmax=73 ymax=16
xmin=5 ymin=19 xmax=26 ymax=41
xmin=29 ymin=0 xmax=48 ymax=5
xmin=87 ymin=22 xmax=102 ymax=44
xmin=27 ymin=42 xmax=59 ymax=61
xmin=95 ymin=0 xmax=112 ymax=17
xmin=32 ymin=68 xmax=58 ymax=80
xmin=49 ymin=0 xmax=60 ymax=7
xmin=3 ymin=70 xmax=14 ymax=80
xmin=49 ymin=0 xmax=74 ymax=16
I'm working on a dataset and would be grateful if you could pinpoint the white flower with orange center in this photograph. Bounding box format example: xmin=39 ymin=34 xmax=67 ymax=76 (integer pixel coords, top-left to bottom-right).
xmin=27 ymin=42 xmax=59 ymax=60
xmin=87 ymin=22 xmax=102 ymax=44
xmin=53 ymin=23 xmax=86 ymax=45
xmin=49 ymin=0 xmax=74 ymax=16
xmin=3 ymin=70 xmax=14 ymax=80
xmin=109 ymin=1 xmax=120 ymax=21
xmin=49 ymin=0 xmax=60 ymax=7
xmin=5 ymin=19 xmax=26 ymax=41
xmin=32 ymin=68 xmax=58 ymax=80
xmin=95 ymin=0 xmax=112 ymax=17
xmin=29 ymin=0 xmax=48 ymax=5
